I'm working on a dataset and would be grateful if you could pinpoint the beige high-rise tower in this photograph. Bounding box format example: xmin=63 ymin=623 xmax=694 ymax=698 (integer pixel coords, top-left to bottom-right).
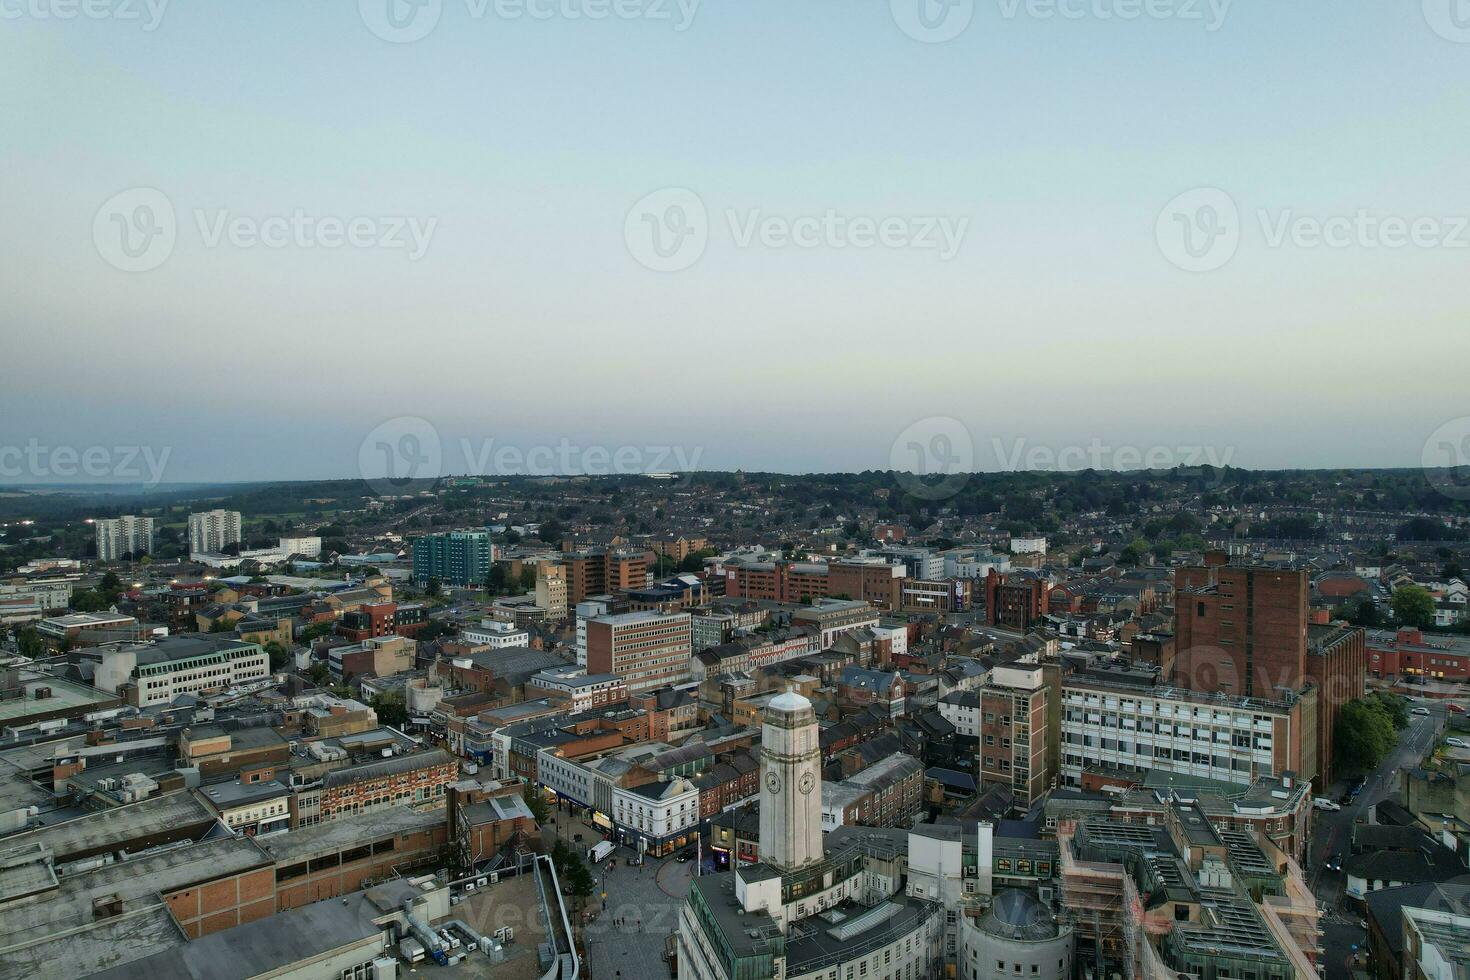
xmin=758 ymin=686 xmax=824 ymax=870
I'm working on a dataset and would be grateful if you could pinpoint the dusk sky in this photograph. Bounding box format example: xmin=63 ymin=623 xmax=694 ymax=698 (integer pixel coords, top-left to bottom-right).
xmin=3 ymin=1 xmax=1468 ymax=483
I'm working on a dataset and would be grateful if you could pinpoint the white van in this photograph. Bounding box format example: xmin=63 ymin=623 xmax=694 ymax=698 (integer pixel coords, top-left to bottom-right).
xmin=1313 ymin=797 xmax=1341 ymax=812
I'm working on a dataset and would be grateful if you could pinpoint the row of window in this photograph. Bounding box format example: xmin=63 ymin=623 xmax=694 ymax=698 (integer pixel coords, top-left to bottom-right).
xmin=1067 ymin=730 xmax=1270 ymax=749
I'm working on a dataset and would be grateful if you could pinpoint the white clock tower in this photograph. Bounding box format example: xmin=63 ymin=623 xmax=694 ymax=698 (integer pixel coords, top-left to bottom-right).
xmin=758 ymin=686 xmax=824 ymax=870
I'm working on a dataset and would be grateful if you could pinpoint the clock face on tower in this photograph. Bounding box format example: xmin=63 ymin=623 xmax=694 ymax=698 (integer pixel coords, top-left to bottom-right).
xmin=798 ymin=772 xmax=815 ymax=795
xmin=765 ymin=771 xmax=781 ymax=794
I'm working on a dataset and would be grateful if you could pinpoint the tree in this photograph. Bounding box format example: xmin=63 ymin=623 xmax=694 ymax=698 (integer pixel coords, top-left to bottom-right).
xmin=1334 ymin=697 xmax=1398 ymax=775
xmin=264 ymin=641 xmax=291 ymax=671
xmin=425 ymin=577 xmax=442 ymax=598
xmin=371 ymin=690 xmax=408 ymax=727
xmin=15 ymin=627 xmax=44 ymax=659
xmin=1365 ymin=690 xmax=1409 ymax=730
xmin=98 ymin=571 xmax=123 ymax=601
xmin=519 ymin=566 xmax=537 ymax=590
xmin=564 ymin=854 xmax=595 ymax=905
xmin=485 ymin=564 xmax=509 ymax=595
xmin=301 ymin=621 xmax=335 ymax=642
xmin=417 ymin=620 xmax=456 ymax=642
xmin=1392 ymin=585 xmax=1436 ymax=628
xmin=1117 ymin=538 xmax=1150 ymax=567
xmin=1341 ymin=598 xmax=1380 ymax=627
xmin=70 ymin=590 xmax=112 ymax=613
xmin=548 ymin=839 xmax=594 ymax=906
xmin=523 ymin=782 xmax=551 ymax=824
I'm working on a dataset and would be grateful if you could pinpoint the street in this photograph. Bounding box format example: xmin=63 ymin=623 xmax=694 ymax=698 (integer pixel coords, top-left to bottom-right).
xmin=1310 ymin=699 xmax=1447 ymax=980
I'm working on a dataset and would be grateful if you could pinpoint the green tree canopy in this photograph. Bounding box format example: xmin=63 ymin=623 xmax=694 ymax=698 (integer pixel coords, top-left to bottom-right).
xmin=522 ymin=782 xmax=550 ymax=824
xmin=1334 ymin=697 xmax=1398 ymax=775
xmin=370 ymin=689 xmax=408 ymax=726
xmin=1391 ymin=585 xmax=1436 ymax=629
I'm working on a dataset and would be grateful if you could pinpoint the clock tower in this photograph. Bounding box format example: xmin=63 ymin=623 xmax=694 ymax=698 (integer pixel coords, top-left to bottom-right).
xmin=758 ymin=685 xmax=824 ymax=870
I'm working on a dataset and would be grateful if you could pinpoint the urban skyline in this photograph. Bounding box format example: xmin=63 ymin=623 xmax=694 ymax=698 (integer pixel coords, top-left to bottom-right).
xmin=5 ymin=4 xmax=1470 ymax=482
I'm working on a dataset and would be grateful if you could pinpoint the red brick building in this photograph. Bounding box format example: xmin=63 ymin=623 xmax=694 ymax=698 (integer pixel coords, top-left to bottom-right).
xmin=1175 ymin=560 xmax=1310 ymax=698
xmin=828 ymin=561 xmax=903 ymax=610
xmin=316 ymin=749 xmax=458 ymax=821
xmin=1175 ymin=557 xmax=1362 ymax=786
xmin=564 ymin=550 xmax=651 ymax=604
xmin=1306 ymin=623 xmax=1367 ymax=784
xmin=984 ymin=569 xmax=1051 ymax=630
xmin=1367 ymin=626 xmax=1470 ymax=681
xmin=585 ymin=611 xmax=692 ymax=694
xmin=336 ymin=601 xmax=427 ymax=642
xmin=694 ymin=751 xmax=760 ymax=818
xmin=722 ymin=560 xmax=830 ymax=603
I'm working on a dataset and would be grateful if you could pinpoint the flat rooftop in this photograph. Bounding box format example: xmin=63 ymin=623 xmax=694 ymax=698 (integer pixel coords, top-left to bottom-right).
xmin=435 ymin=871 xmax=558 ymax=980
xmin=254 ymin=804 xmax=444 ymax=866
xmin=784 ymin=898 xmax=940 ymax=975
xmin=0 ymin=834 xmax=271 ymax=978
xmin=89 ymin=879 xmax=424 ymax=980
xmin=1 ymin=792 xmax=217 ymax=863
xmin=130 ymin=634 xmax=256 ymax=666
xmin=198 ymin=779 xmax=291 ymax=808
xmin=0 ymin=669 xmax=120 ymax=723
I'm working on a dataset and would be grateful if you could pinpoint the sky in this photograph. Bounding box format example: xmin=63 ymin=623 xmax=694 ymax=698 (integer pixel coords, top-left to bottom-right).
xmin=2 ymin=0 xmax=1468 ymax=485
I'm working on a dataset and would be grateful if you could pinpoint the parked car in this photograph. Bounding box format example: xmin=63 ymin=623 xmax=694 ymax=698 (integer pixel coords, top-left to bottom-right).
xmin=1314 ymin=797 xmax=1342 ymax=812
xmin=1447 ymin=737 xmax=1469 ymax=748
xmin=1412 ymin=706 xmax=1432 ymax=716
xmin=1449 ymin=703 xmax=1466 ymax=713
